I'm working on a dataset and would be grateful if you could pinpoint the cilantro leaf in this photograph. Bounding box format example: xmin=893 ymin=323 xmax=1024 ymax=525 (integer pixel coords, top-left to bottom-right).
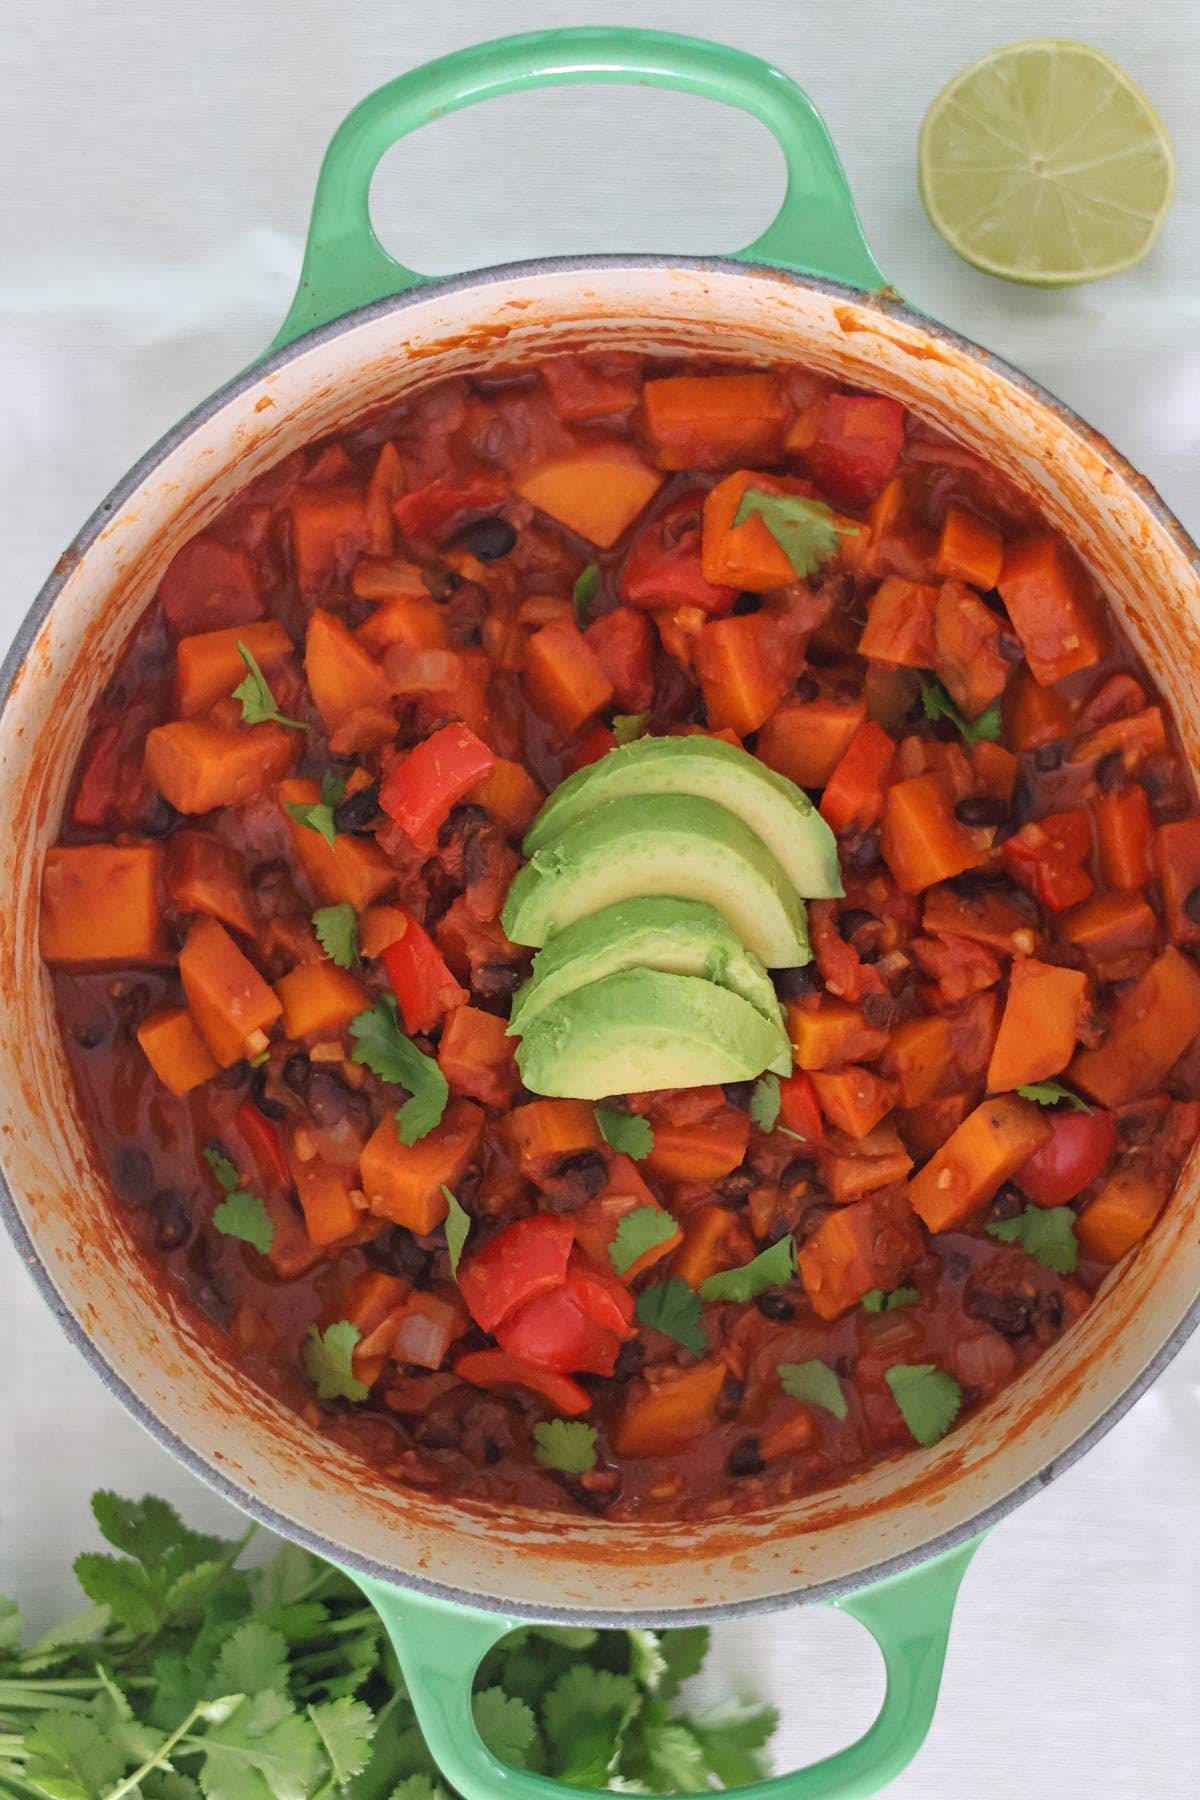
xmin=287 ymin=769 xmax=345 ymax=849
xmin=302 ymin=1321 xmax=369 ymax=1403
xmin=572 ymin=562 xmax=601 ymax=627
xmin=628 ymin=1717 xmax=710 ymax=1792
xmin=313 ymin=902 xmax=358 ymax=969
xmin=885 ymin=1363 xmax=963 ymax=1447
xmin=635 ymin=1278 xmax=707 ymax=1355
xmin=612 ymin=711 xmax=651 ymax=746
xmin=609 ymin=1206 xmax=678 ymax=1277
xmin=778 ymin=1358 xmax=848 ymax=1420
xmin=442 ymin=1185 xmax=471 ymax=1278
xmin=308 ymin=1696 xmax=375 ymax=1783
xmin=473 ymin=1687 xmax=537 ymax=1768
xmin=195 ymin=1689 xmax=325 ymax=1800
xmin=1016 ymin=1080 xmax=1092 ymax=1112
xmin=986 ymin=1204 xmax=1079 ymax=1273
xmin=22 ymin=1710 xmax=124 ymax=1799
xmin=232 ymin=639 xmax=308 ymax=730
xmin=72 ymin=1555 xmax=163 ymax=1636
xmin=917 ymin=673 xmax=1002 ymax=745
xmin=594 ymin=1104 xmax=654 ymax=1160
xmin=533 ymin=1420 xmax=598 ymax=1474
xmin=388 ymin=1780 xmax=449 ymax=1800
xmin=543 ymin=1666 xmax=638 ymax=1784
xmin=749 ymin=1073 xmax=781 ymax=1131
xmin=732 ymin=488 xmax=854 ymax=579
xmin=657 ymin=1628 xmax=711 ymax=1701
xmin=685 ymin=1697 xmax=779 ymax=1789
xmin=213 ymin=1619 xmax=289 ymax=1697
xmin=699 ymin=1235 xmax=796 ymax=1304
xmin=203 ymin=1147 xmax=274 ymax=1255
xmin=349 ymin=995 xmax=449 ymax=1145
xmin=862 ymin=1285 xmax=920 ymax=1313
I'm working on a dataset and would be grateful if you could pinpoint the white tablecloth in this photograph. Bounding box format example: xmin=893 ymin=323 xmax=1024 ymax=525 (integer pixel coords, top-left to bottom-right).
xmin=1 ymin=1 xmax=1197 ymax=1792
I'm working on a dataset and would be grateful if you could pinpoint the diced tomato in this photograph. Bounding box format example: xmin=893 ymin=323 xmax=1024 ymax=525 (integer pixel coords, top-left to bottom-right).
xmin=457 ymin=1215 xmax=576 ymax=1334
xmin=806 ymin=394 xmax=905 ymax=507
xmin=778 ymin=1072 xmax=825 ymax=1145
xmin=453 ymin=1349 xmax=591 ymax=1416
xmin=585 ymin=605 xmax=656 ymax=712
xmin=382 ymin=915 xmax=468 ymax=1036
xmin=157 ymin=535 xmax=264 ymax=636
xmin=620 ymin=494 xmax=737 ymax=616
xmin=541 ymin=354 xmax=641 ymax=421
xmin=562 ymin=723 xmax=618 ymax=773
xmin=496 ymin=1266 xmax=635 ymax=1376
xmin=1014 ymin=1109 xmax=1118 ymax=1207
xmin=379 ymin=723 xmax=497 ymax=849
xmin=393 ymin=476 xmax=509 ymax=541
xmin=1002 ymin=810 xmax=1094 ymax=913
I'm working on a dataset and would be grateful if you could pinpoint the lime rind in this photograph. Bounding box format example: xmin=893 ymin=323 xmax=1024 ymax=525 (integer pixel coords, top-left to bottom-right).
xmin=918 ymin=40 xmax=1175 ymax=285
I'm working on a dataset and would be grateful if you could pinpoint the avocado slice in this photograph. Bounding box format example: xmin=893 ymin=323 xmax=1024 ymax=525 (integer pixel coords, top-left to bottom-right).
xmin=509 ymin=895 xmax=786 ymax=1051
xmin=515 ymin=968 xmax=792 ymax=1098
xmin=524 ymin=734 xmax=842 ymax=900
xmin=502 ymin=792 xmax=810 ymax=968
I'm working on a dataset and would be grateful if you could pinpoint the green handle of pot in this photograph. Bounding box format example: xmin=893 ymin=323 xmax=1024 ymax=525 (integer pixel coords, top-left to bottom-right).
xmin=352 ymin=1535 xmax=980 ymax=1800
xmin=272 ymin=25 xmax=886 ymax=350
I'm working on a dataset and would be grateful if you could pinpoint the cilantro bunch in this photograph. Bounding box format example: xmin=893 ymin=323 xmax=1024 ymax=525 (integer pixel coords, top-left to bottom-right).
xmin=0 ymin=1491 xmax=777 ymax=1800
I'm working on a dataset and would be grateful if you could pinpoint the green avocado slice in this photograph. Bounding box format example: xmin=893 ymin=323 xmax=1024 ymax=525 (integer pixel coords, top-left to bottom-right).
xmin=515 ymin=968 xmax=793 ymax=1098
xmin=523 ymin=733 xmax=842 ymax=900
xmin=502 ymin=791 xmax=810 ymax=968
xmin=509 ymin=895 xmax=786 ymax=1058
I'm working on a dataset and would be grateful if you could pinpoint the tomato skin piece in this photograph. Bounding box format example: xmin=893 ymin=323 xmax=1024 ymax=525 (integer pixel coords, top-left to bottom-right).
xmin=379 ymin=723 xmax=497 ymax=849
xmin=235 ymin=1101 xmax=292 ymax=1189
xmin=1014 ymin=1109 xmax=1118 ymax=1207
xmin=382 ymin=915 xmax=467 ymax=1037
xmin=778 ymin=1072 xmax=825 ymax=1145
xmin=453 ymin=1349 xmax=592 ymax=1416
xmin=496 ymin=1268 xmax=634 ymax=1376
xmin=620 ymin=492 xmax=737 ymax=616
xmin=457 ymin=1215 xmax=576 ymax=1334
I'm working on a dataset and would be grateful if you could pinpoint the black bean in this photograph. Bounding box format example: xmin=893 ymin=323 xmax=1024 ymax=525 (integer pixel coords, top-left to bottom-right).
xmin=756 ymin=1291 xmax=796 ymax=1322
xmin=965 ymin=1288 xmax=1034 ymax=1339
xmin=473 ymin=962 xmax=523 ymax=999
xmin=1184 ymin=886 xmax=1200 ymax=926
xmin=986 ymin=1184 xmax=1025 ymax=1224
xmin=613 ymin=1338 xmax=645 ymax=1380
xmin=718 ymin=1166 xmax=757 ymax=1202
xmin=838 ymin=908 xmax=875 ymax=939
xmin=333 ymin=782 xmax=382 ymax=835
xmin=250 ymin=1067 xmax=288 ymax=1120
xmin=438 ymin=803 xmax=490 ymax=849
xmin=731 ymin=592 xmax=761 ymax=617
xmin=862 ymin=991 xmax=897 ymax=1030
xmin=455 ymin=516 xmax=517 ymax=562
xmin=720 ymin=1376 xmax=746 ymax=1413
xmin=71 ymin=1015 xmax=111 ymax=1050
xmin=1095 ymin=751 xmax=1126 ymax=795
xmin=723 ymin=1080 xmax=755 ymax=1111
xmin=1033 ymin=742 xmax=1064 ymax=773
xmin=305 ymin=1069 xmax=353 ymax=1128
xmin=152 ymin=1189 xmax=192 ymax=1251
xmin=727 ymin=1437 xmax=766 ymax=1478
xmin=793 ymin=673 xmax=820 ymax=703
xmin=541 ymin=1150 xmax=608 ymax=1212
xmin=780 ymin=1155 xmax=819 ymax=1189
xmin=954 ymin=795 xmax=1010 ymax=828
xmin=193 ymin=1279 xmax=232 ymax=1326
xmin=365 ymin=1226 xmax=434 ymax=1284
xmin=139 ymin=793 xmax=180 ymax=838
xmin=998 ymin=634 xmax=1025 ymax=663
xmin=482 ymin=1437 xmax=503 ymax=1466
xmin=1037 ymin=1290 xmax=1065 ymax=1332
xmin=775 ymin=965 xmax=820 ymax=1002
xmin=282 ymin=1053 xmax=311 ymax=1094
xmin=423 ymin=561 xmax=461 ymax=601
xmin=113 ymin=1145 xmax=154 ymax=1207
xmin=847 ymin=831 xmax=882 ymax=870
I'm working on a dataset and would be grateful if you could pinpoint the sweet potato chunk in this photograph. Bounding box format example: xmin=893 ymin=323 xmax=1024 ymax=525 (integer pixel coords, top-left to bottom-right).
xmin=516 ymin=448 xmax=662 ymax=547
xmin=275 ymin=963 xmax=369 ymax=1038
xmin=305 ymin=608 xmax=392 ymax=727
xmin=642 ymin=373 xmax=786 ymax=470
xmin=789 ymin=1000 xmax=890 ymax=1071
xmin=143 ymin=718 xmax=296 ymax=814
xmin=40 ymin=844 xmax=169 ymax=965
xmin=1070 ymin=946 xmax=1200 ymax=1105
xmin=1076 ymin=1163 xmax=1170 ymax=1264
xmin=908 ymin=1095 xmax=1050 ymax=1233
xmin=136 ymin=1006 xmax=219 ymax=1095
xmin=986 ymin=958 xmax=1088 ymax=1093
xmin=280 ymin=778 xmax=396 ymax=910
xmin=179 ymin=916 xmax=282 ymax=1066
xmin=360 ymin=1099 xmax=483 ymax=1233
xmin=613 ymin=1361 xmax=727 ymax=1457
xmin=997 ymin=535 xmax=1106 ymax=685
xmin=798 ymin=1188 xmax=923 ymax=1320
xmin=164 ymin=830 xmax=255 ymax=935
xmin=174 ymin=620 xmax=292 ymax=718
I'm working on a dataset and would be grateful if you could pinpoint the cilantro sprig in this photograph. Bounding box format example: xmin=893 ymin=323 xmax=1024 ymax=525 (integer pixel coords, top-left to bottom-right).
xmin=986 ymin=1204 xmax=1079 ymax=1273
xmin=233 ymin=639 xmax=308 ymax=730
xmin=1016 ymin=1080 xmax=1092 ymax=1113
xmin=303 ymin=1321 xmax=369 ymax=1403
xmin=573 ymin=562 xmax=601 ymax=627
xmin=0 ymin=1486 xmax=778 ymax=1796
xmin=594 ymin=1104 xmax=654 ymax=1160
xmin=349 ymin=994 xmax=449 ymax=1144
xmin=203 ymin=1147 xmax=274 ymax=1254
xmin=778 ymin=1359 xmax=848 ymax=1420
xmin=862 ymin=1285 xmax=920 ymax=1313
xmin=313 ymin=902 xmax=358 ymax=968
xmin=534 ymin=1420 xmax=598 ymax=1474
xmin=699 ymin=1235 xmax=796 ymax=1304
xmin=885 ymin=1363 xmax=963 ymax=1447
xmin=732 ymin=489 xmax=855 ymax=579
xmin=287 ymin=770 xmax=345 ymax=849
xmin=918 ymin=672 xmax=1002 ymax=745
xmin=748 ymin=1073 xmax=781 ymax=1131
xmin=442 ymin=1184 xmax=472 ymax=1277
xmin=635 ymin=1278 xmax=707 ymax=1355
xmin=612 ymin=711 xmax=651 ymax=746
xmin=610 ymin=1206 xmax=678 ymax=1277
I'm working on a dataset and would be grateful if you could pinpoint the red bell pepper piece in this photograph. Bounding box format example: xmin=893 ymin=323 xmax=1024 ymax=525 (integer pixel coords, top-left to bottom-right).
xmin=235 ymin=1101 xmax=292 ymax=1190
xmin=806 ymin=395 xmax=905 ymax=508
xmin=1002 ymin=810 xmax=1094 ymax=913
xmin=379 ymin=723 xmax=497 ymax=850
xmin=382 ymin=915 xmax=468 ymax=1036
xmin=1014 ymin=1109 xmax=1118 ymax=1207
xmin=496 ymin=1266 xmax=635 ymax=1377
xmin=562 ymin=723 xmax=617 ymax=774
xmin=584 ymin=605 xmax=656 ymax=713
xmin=453 ymin=1349 xmax=591 ymax=1416
xmin=819 ymin=721 xmax=897 ymax=834
xmin=157 ymin=535 xmax=264 ymax=636
xmin=392 ymin=475 xmax=509 ymax=541
xmin=457 ymin=1214 xmax=576 ymax=1335
xmin=778 ymin=1072 xmax=825 ymax=1146
xmin=620 ymin=492 xmax=737 ymax=617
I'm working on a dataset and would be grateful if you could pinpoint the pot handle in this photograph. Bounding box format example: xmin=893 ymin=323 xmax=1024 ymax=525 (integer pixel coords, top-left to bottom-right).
xmin=351 ymin=1535 xmax=980 ymax=1800
xmin=271 ymin=26 xmax=886 ymax=351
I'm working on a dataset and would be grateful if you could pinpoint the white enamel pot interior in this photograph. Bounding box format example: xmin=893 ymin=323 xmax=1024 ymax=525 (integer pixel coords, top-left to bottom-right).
xmin=2 ymin=258 xmax=1198 ymax=1624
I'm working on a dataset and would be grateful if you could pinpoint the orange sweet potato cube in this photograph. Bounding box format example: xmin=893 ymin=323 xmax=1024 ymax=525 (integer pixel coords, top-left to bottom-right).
xmin=280 ymin=778 xmax=396 ymax=910
xmin=173 ymin=620 xmax=292 ymax=718
xmin=305 ymin=608 xmax=392 ymax=726
xmin=612 ymin=1361 xmax=727 ymax=1457
xmin=359 ymin=1098 xmax=483 ymax=1234
xmin=908 ymin=1095 xmax=1050 ymax=1233
xmin=136 ymin=1006 xmax=219 ymax=1095
xmin=275 ymin=963 xmax=369 ymax=1038
xmin=40 ymin=844 xmax=170 ymax=965
xmin=179 ymin=915 xmax=282 ymax=1066
xmin=143 ymin=718 xmax=296 ymax=813
xmin=516 ymin=447 xmax=663 ymax=548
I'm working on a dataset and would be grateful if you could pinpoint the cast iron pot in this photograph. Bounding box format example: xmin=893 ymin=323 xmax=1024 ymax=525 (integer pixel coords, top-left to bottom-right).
xmin=3 ymin=29 xmax=1198 ymax=1799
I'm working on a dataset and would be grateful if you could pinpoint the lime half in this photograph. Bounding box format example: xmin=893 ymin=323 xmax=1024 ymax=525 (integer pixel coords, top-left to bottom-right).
xmin=918 ymin=41 xmax=1175 ymax=285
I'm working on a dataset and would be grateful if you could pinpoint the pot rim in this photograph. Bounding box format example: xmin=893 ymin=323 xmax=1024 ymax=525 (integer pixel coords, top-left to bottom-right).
xmin=4 ymin=251 xmax=1199 ymax=1625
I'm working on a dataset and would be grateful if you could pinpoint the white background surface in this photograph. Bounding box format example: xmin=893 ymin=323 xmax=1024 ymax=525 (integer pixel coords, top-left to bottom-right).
xmin=2 ymin=1 xmax=1198 ymax=1793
